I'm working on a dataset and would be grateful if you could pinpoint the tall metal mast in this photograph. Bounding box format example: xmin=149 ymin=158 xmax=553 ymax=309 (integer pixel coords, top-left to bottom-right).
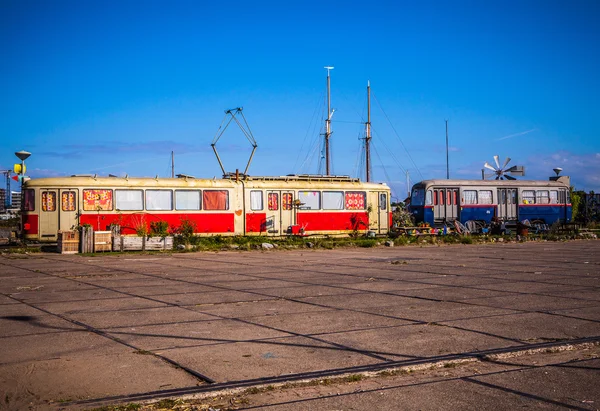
xmin=324 ymin=66 xmax=334 ymax=175
xmin=171 ymin=151 xmax=174 ymax=178
xmin=445 ymin=119 xmax=449 ymax=179
xmin=365 ymin=81 xmax=372 ymax=182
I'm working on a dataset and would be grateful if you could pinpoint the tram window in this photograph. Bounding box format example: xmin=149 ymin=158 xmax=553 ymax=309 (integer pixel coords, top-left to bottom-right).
xmin=479 ymin=190 xmax=493 ymax=204
xmin=61 ymin=191 xmax=76 ymax=211
xmin=115 ymin=190 xmax=143 ymax=211
xmin=446 ymin=191 xmax=452 ymax=205
xmin=411 ymin=187 xmax=425 ymax=206
xmin=536 ymin=190 xmax=550 ymax=204
xmin=42 ymin=191 xmax=56 ymax=212
xmin=433 ymin=191 xmax=438 ymax=206
xmin=453 ymin=191 xmax=457 ymax=205
xmin=549 ymin=191 xmax=558 ymax=204
xmin=510 ymin=190 xmax=516 ymax=205
xmin=463 ymin=190 xmax=477 ymax=205
xmin=175 ymin=190 xmax=201 ymax=210
xmin=268 ymin=193 xmax=279 ymax=210
xmin=83 ymin=189 xmax=113 ymax=211
xmin=566 ymin=190 xmax=571 ymax=204
xmin=250 ymin=190 xmax=263 ymax=211
xmin=323 ymin=191 xmax=343 ymax=210
xmin=146 ymin=190 xmax=172 ymax=211
xmin=345 ymin=191 xmax=366 ymax=210
xmin=204 ymin=190 xmax=229 ymax=210
xmin=298 ymin=191 xmax=321 ymax=210
xmin=425 ymin=190 xmax=433 ymax=206
xmin=282 ymin=193 xmax=293 ymax=210
xmin=380 ymin=193 xmax=387 ymax=210
xmin=522 ymin=190 xmax=535 ymax=204
xmin=24 ymin=189 xmax=35 ymax=211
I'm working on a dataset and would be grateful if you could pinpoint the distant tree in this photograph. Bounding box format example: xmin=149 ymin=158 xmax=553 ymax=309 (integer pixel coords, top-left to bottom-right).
xmin=570 ymin=187 xmax=584 ymax=222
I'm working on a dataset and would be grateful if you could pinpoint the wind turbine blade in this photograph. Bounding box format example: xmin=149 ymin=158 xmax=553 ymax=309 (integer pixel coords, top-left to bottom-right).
xmin=484 ymin=172 xmax=496 ymax=179
xmin=502 ymin=157 xmax=511 ymax=169
xmin=493 ymin=155 xmax=500 ymax=169
xmin=484 ymin=162 xmax=497 ymax=171
xmin=504 ymin=174 xmax=517 ymax=180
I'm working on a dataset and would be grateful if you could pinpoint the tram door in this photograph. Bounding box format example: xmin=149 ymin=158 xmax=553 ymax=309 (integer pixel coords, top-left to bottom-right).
xmin=39 ymin=190 xmax=59 ymax=240
xmin=434 ymin=188 xmax=458 ymax=223
xmin=497 ymin=188 xmax=517 ymax=222
xmin=373 ymin=191 xmax=389 ymax=233
xmin=59 ymin=189 xmax=78 ymax=232
xmin=265 ymin=191 xmax=294 ymax=236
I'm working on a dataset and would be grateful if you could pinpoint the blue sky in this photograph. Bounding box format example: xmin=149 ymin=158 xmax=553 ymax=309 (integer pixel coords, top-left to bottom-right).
xmin=1 ymin=0 xmax=599 ymax=200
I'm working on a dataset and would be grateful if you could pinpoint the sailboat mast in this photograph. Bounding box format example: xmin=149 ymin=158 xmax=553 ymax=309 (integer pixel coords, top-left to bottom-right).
xmin=365 ymin=81 xmax=372 ymax=182
xmin=324 ymin=66 xmax=334 ymax=175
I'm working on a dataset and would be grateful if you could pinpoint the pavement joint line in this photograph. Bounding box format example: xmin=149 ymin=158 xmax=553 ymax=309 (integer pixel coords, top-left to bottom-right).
xmin=66 ymin=338 xmax=600 ymax=408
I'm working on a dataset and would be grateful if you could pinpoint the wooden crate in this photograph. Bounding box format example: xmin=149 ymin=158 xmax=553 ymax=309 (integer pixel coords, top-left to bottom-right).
xmin=57 ymin=230 xmax=79 ymax=254
xmin=112 ymin=235 xmax=174 ymax=251
xmin=94 ymin=231 xmax=112 ymax=252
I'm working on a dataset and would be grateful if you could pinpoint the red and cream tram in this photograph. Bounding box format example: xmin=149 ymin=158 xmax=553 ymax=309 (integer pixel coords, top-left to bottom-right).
xmin=21 ymin=174 xmax=391 ymax=242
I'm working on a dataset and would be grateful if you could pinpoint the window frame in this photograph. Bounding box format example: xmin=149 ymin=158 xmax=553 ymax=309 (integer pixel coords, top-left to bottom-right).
xmin=250 ymin=190 xmax=264 ymax=211
xmin=115 ymin=189 xmax=144 ymax=211
xmin=175 ymin=190 xmax=201 ymax=211
xmin=298 ymin=190 xmax=321 ymax=210
xmin=83 ymin=189 xmax=114 ymax=211
xmin=145 ymin=190 xmax=173 ymax=211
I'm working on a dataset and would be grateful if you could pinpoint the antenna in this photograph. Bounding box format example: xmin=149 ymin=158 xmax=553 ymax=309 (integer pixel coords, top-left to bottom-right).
xmin=445 ymin=120 xmax=449 ymax=179
xmin=365 ymin=80 xmax=372 ymax=182
xmin=324 ymin=66 xmax=334 ymax=175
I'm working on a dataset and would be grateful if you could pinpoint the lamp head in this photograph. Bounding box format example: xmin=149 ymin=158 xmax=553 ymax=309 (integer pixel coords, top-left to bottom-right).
xmin=15 ymin=150 xmax=31 ymax=161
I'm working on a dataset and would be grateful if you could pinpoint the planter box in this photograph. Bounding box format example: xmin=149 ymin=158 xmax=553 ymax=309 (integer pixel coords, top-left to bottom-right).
xmin=57 ymin=230 xmax=79 ymax=254
xmin=112 ymin=235 xmax=173 ymax=252
xmin=94 ymin=231 xmax=112 ymax=252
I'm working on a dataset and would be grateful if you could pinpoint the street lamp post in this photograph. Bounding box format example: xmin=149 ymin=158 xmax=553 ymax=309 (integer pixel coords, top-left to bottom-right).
xmin=14 ymin=150 xmax=31 ymax=243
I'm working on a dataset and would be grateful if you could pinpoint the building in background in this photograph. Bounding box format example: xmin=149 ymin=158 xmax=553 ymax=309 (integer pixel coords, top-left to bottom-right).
xmin=0 ymin=189 xmax=6 ymax=211
xmin=11 ymin=191 xmax=21 ymax=210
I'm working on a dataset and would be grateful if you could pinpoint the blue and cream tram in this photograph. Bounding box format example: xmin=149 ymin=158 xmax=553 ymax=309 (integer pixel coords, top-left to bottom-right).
xmin=408 ymin=176 xmax=572 ymax=227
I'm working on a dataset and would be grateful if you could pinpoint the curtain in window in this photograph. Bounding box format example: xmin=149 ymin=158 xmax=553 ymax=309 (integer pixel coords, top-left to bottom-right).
xmin=345 ymin=192 xmax=365 ymax=210
xmin=204 ymin=190 xmax=229 ymax=210
xmin=42 ymin=191 xmax=56 ymax=212
xmin=479 ymin=191 xmax=493 ymax=204
xmin=282 ymin=193 xmax=292 ymax=210
xmin=463 ymin=190 xmax=477 ymax=205
xmin=522 ymin=190 xmax=535 ymax=204
xmin=268 ymin=193 xmax=279 ymax=210
xmin=24 ymin=190 xmax=35 ymax=211
xmin=61 ymin=191 xmax=76 ymax=211
xmin=175 ymin=190 xmax=201 ymax=210
xmin=83 ymin=189 xmax=113 ymax=211
xmin=146 ymin=190 xmax=172 ymax=211
xmin=250 ymin=191 xmax=263 ymax=210
xmin=115 ymin=190 xmax=143 ymax=211
xmin=299 ymin=191 xmax=320 ymax=210
xmin=536 ymin=191 xmax=550 ymax=204
xmin=323 ymin=191 xmax=344 ymax=210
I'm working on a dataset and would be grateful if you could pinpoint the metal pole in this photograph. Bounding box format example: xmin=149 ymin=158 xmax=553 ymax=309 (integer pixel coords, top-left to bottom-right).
xmin=365 ymin=81 xmax=371 ymax=182
xmin=324 ymin=67 xmax=334 ymax=176
xmin=445 ymin=119 xmax=449 ymax=179
xmin=171 ymin=151 xmax=174 ymax=178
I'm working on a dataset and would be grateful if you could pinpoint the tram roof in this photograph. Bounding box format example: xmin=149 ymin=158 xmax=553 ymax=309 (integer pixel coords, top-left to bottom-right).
xmin=412 ymin=178 xmax=569 ymax=188
xmin=23 ymin=174 xmax=390 ymax=189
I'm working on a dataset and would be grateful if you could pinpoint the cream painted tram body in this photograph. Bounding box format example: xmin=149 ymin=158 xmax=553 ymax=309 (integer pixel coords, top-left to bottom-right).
xmin=21 ymin=174 xmax=391 ymax=242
